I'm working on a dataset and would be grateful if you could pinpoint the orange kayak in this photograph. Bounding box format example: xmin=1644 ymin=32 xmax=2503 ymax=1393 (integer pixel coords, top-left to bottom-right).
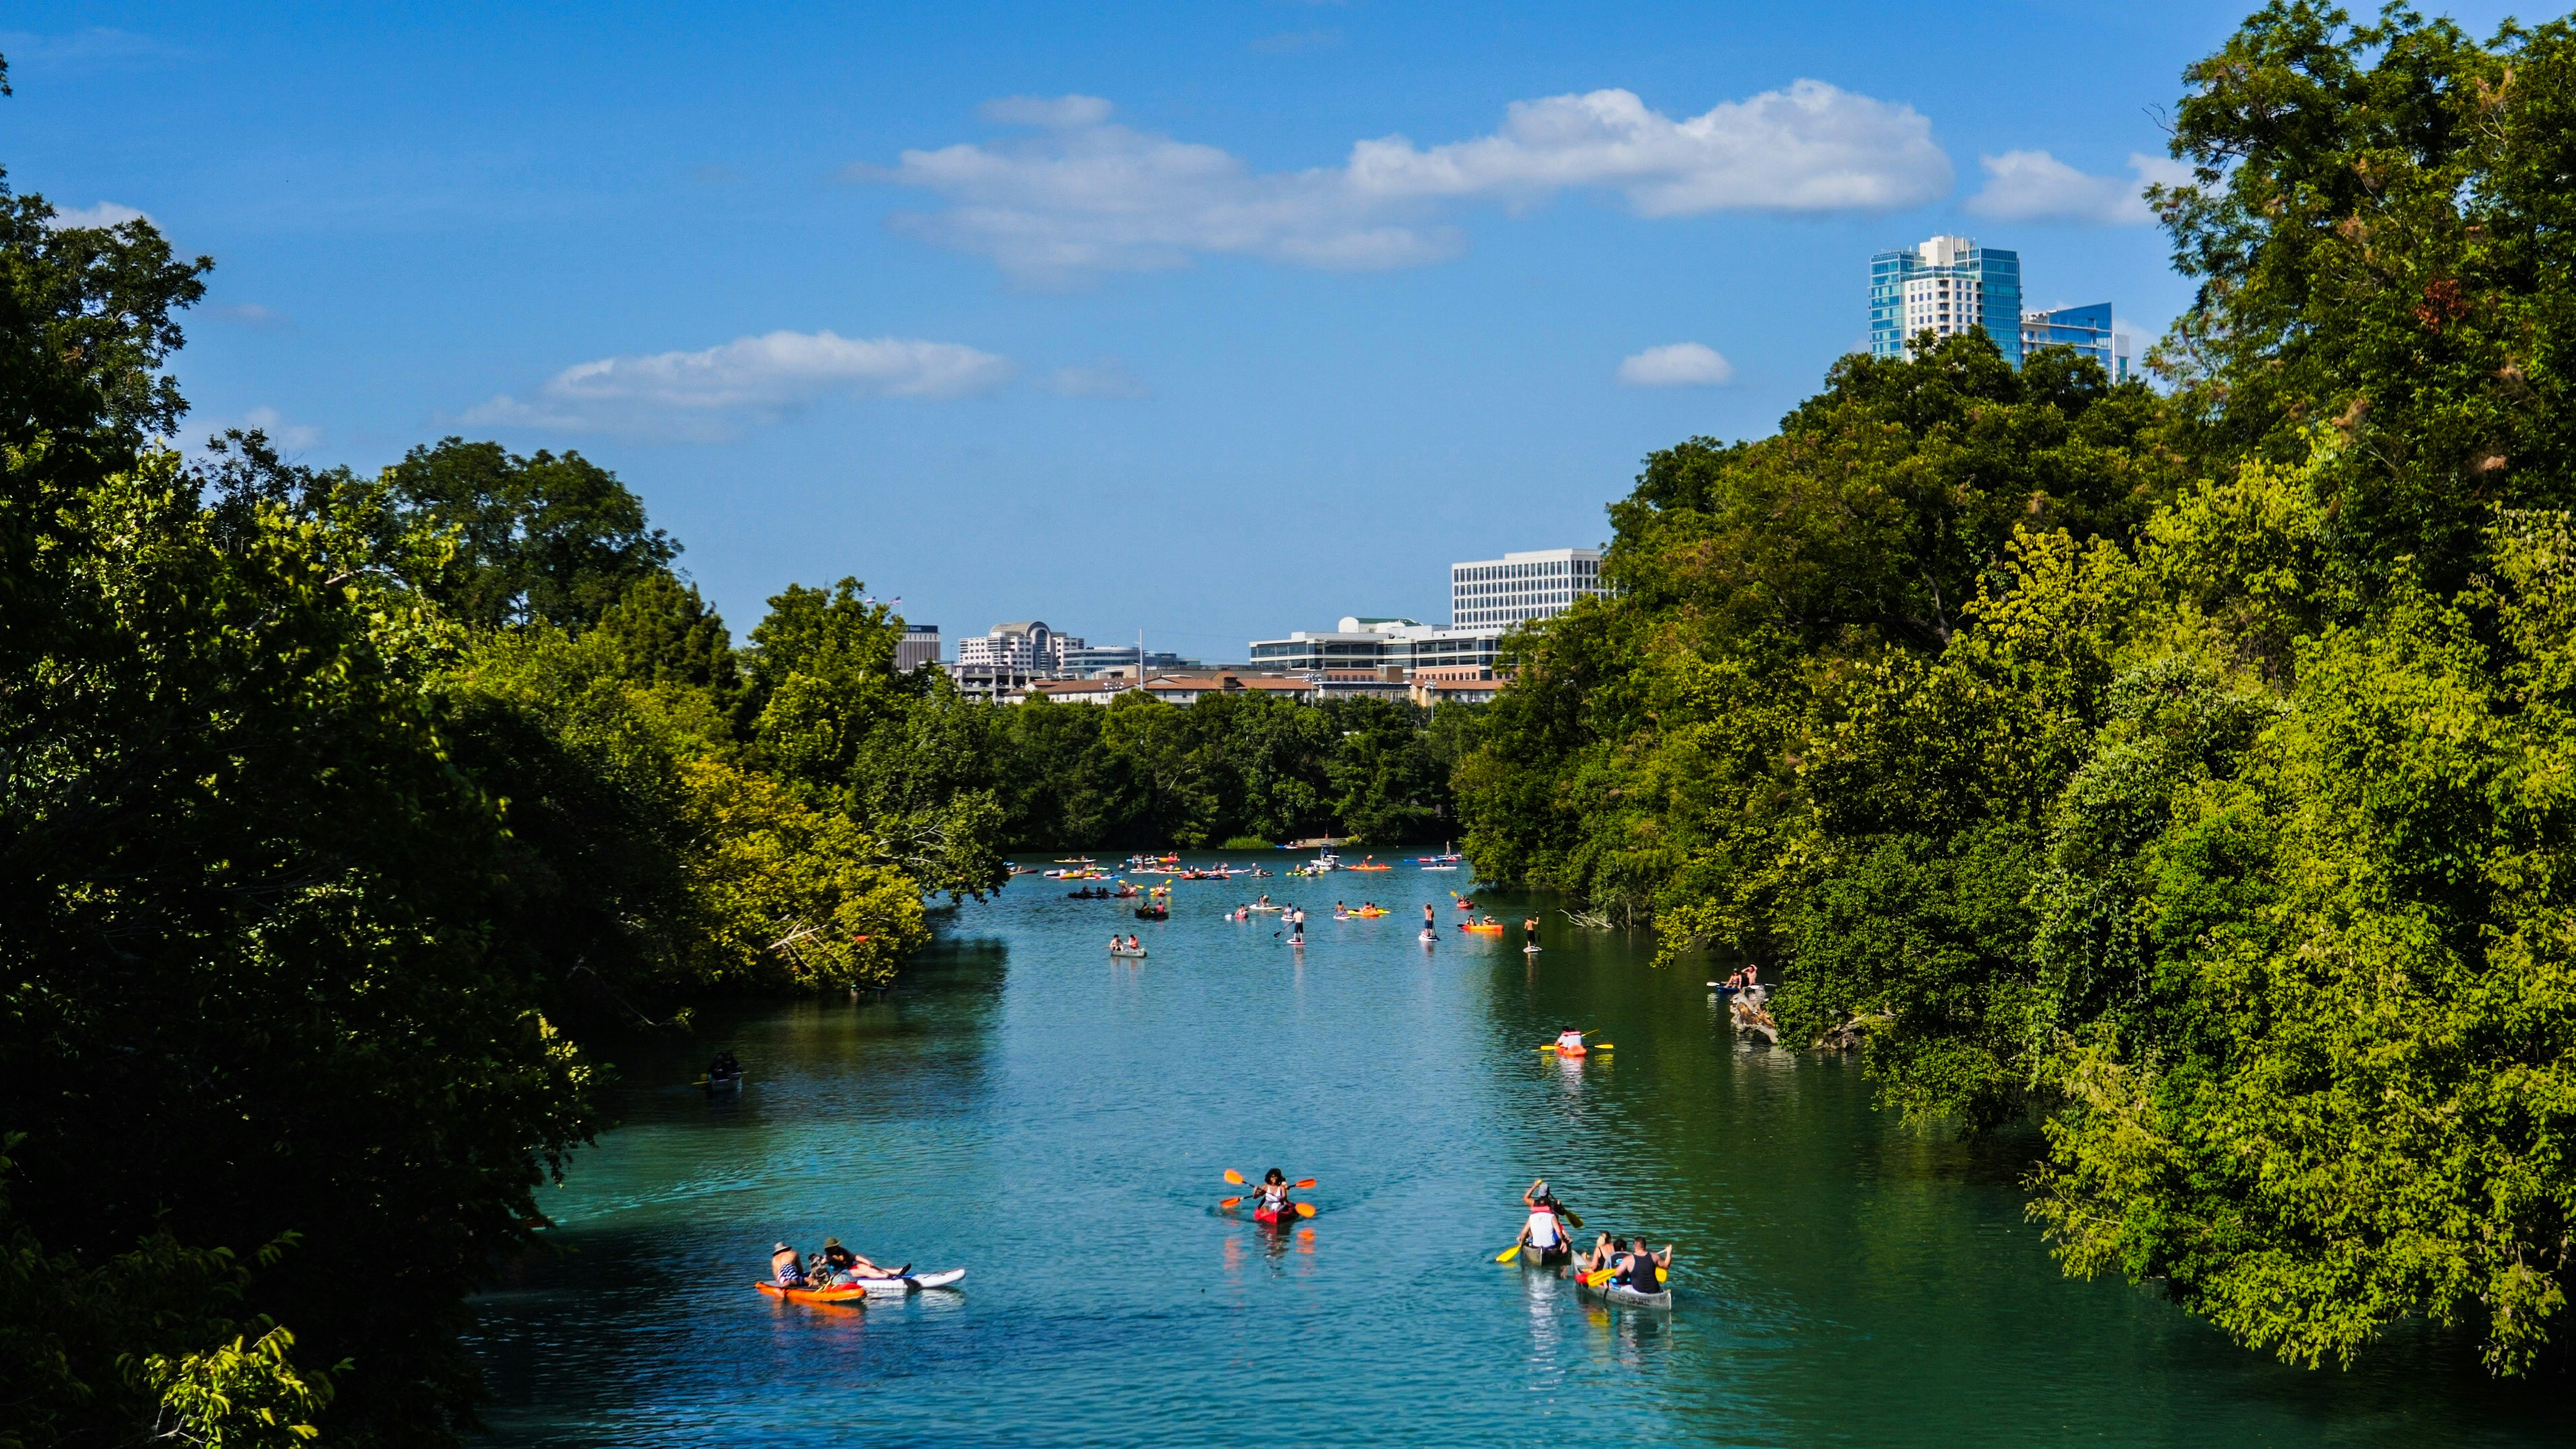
xmin=755 ymin=1281 xmax=869 ymax=1306
xmin=1460 ymin=923 xmax=1504 ymax=934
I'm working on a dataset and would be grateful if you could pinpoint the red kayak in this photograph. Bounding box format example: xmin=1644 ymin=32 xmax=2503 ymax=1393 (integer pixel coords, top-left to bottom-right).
xmin=1253 ymin=1201 xmax=1308 ymax=1226
xmin=754 ymin=1280 xmax=868 ymax=1306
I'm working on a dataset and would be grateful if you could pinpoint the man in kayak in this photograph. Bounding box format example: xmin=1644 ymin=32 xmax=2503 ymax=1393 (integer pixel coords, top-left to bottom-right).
xmin=1517 ymin=1179 xmax=1573 ymax=1265
xmin=770 ymin=1241 xmax=809 ymax=1287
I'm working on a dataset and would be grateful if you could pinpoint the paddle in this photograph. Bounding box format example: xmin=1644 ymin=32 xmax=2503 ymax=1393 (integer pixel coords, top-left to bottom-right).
xmin=1495 ymin=1242 xmax=1521 ymax=1264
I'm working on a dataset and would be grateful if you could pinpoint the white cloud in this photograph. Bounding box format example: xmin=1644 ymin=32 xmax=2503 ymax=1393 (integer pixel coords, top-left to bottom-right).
xmin=238 ymin=406 xmax=321 ymax=450
xmin=1346 ymin=82 xmax=1948 ymax=215
xmin=460 ymin=330 xmax=1016 ymax=439
xmin=1617 ymin=342 xmax=1735 ymax=388
xmin=1964 ymin=150 xmax=2192 ymax=225
xmin=861 ymin=85 xmax=1948 ymax=280
xmin=46 ymin=200 xmax=151 ymax=229
xmin=213 ymin=303 xmax=292 ymax=330
xmin=1039 ymin=358 xmax=1151 ymax=398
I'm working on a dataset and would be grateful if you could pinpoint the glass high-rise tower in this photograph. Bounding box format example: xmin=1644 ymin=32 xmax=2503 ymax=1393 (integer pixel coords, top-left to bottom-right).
xmin=1869 ymin=235 xmax=2023 ymax=366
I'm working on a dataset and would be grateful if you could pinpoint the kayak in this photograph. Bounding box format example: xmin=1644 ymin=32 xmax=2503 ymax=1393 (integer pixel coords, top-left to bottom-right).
xmin=755 ymin=1281 xmax=869 ymax=1306
xmin=1576 ymin=1273 xmax=1672 ymax=1310
xmin=1460 ymin=923 xmax=1503 ymax=934
xmin=1253 ymin=1202 xmax=1307 ymax=1226
xmin=857 ymin=1267 xmax=967 ymax=1295
xmin=704 ymin=1072 xmax=744 ymax=1093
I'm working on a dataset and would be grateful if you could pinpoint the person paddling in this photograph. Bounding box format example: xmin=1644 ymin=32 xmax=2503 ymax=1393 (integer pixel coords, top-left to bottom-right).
xmin=1252 ymin=1168 xmax=1301 ymax=1222
xmin=1614 ymin=1238 xmax=1674 ymax=1291
xmin=1522 ymin=915 xmax=1540 ymax=951
xmin=1517 ymin=1179 xmax=1573 ymax=1265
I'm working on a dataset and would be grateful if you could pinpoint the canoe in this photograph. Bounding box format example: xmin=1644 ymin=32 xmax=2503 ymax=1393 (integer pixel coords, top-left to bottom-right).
xmin=1459 ymin=923 xmax=1503 ymax=934
xmin=755 ymin=1281 xmax=869 ymax=1306
xmin=1520 ymin=1244 xmax=1573 ymax=1269
xmin=1576 ymin=1273 xmax=1672 ymax=1309
xmin=1109 ymin=947 xmax=1148 ymax=957
xmin=857 ymin=1267 xmax=966 ymax=1295
xmin=1134 ymin=908 xmax=1169 ymax=920
xmin=704 ymin=1072 xmax=744 ymax=1093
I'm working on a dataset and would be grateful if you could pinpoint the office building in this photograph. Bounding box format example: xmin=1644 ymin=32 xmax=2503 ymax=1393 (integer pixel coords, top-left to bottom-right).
xmin=1248 ymin=616 xmax=1503 ymax=678
xmin=1449 ymin=549 xmax=1605 ymax=631
xmin=2020 ymin=303 xmax=2131 ymax=382
xmin=1059 ymin=643 xmax=1201 ymax=678
xmin=896 ymin=623 xmax=941 ymax=672
xmin=955 ymin=621 xmax=1083 ymax=674
xmin=1870 ymin=235 xmax=2024 ymax=366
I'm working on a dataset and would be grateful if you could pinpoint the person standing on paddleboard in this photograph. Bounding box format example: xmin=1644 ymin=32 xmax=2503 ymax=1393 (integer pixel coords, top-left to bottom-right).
xmin=1290 ymin=906 xmax=1305 ymax=945
xmin=1523 ymin=915 xmax=1540 ymax=951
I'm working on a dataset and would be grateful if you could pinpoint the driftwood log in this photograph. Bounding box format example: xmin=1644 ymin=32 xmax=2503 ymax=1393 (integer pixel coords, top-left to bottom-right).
xmin=1729 ymin=994 xmax=1780 ymax=1044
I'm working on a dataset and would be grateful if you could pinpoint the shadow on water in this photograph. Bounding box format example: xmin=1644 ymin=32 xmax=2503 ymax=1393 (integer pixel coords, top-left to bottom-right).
xmin=470 ymin=863 xmax=2574 ymax=1448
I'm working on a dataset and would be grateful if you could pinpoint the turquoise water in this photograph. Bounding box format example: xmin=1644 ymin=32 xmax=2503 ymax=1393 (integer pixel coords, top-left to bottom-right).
xmin=470 ymin=859 xmax=2572 ymax=1446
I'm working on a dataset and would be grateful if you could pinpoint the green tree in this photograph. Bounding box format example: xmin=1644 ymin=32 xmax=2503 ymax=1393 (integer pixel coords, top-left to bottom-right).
xmin=381 ymin=437 xmax=677 ymax=630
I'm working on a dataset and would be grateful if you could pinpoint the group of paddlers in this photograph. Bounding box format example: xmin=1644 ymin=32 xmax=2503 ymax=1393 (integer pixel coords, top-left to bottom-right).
xmin=769 ymin=1236 xmax=910 ymax=1289
xmin=1513 ymin=1179 xmax=1672 ymax=1291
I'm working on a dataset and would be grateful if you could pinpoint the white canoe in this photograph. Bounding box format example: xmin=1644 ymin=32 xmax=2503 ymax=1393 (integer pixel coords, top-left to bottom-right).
xmin=858 ymin=1268 xmax=967 ymax=1295
xmin=1575 ymin=1273 xmax=1672 ymax=1310
xmin=1110 ymin=948 xmax=1148 ymax=958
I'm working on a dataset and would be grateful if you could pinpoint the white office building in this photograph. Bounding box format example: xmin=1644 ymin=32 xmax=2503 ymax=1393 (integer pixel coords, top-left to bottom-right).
xmin=955 ymin=621 xmax=1083 ymax=674
xmin=1449 ymin=549 xmax=1605 ymax=631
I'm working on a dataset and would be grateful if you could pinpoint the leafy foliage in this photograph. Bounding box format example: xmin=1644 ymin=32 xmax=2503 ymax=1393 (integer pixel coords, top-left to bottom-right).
xmin=1450 ymin=3 xmax=2576 ymax=1377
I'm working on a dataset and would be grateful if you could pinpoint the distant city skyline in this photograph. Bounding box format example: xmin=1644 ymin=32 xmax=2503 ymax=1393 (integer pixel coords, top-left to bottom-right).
xmin=5 ymin=1 xmax=2521 ymax=647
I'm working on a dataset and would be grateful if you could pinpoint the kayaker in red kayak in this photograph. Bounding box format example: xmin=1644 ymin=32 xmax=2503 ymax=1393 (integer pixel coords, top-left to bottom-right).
xmin=1252 ymin=1169 xmax=1301 ymax=1223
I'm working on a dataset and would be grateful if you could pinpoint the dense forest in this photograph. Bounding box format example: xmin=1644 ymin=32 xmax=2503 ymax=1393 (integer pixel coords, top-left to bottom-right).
xmin=1458 ymin=3 xmax=2576 ymax=1377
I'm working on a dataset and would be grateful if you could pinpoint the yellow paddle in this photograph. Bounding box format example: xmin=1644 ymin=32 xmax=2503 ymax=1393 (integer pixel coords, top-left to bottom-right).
xmin=1496 ymin=1242 xmax=1521 ymax=1264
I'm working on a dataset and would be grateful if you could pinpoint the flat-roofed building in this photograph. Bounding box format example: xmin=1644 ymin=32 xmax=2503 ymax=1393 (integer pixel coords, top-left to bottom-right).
xmin=1448 ymin=549 xmax=1604 ymax=631
xmin=1247 ymin=616 xmax=1503 ymax=677
xmin=896 ymin=623 xmax=942 ymax=671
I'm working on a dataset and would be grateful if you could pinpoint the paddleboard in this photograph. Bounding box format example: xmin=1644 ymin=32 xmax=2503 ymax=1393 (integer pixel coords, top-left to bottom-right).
xmin=859 ymin=1268 xmax=966 ymax=1295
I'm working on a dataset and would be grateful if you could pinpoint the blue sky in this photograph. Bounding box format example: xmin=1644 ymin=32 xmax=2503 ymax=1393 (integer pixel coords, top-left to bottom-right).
xmin=0 ymin=1 xmax=2526 ymax=659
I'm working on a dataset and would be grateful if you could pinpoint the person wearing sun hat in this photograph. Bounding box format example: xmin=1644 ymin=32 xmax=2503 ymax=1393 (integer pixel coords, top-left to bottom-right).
xmin=769 ymin=1242 xmax=808 ymax=1287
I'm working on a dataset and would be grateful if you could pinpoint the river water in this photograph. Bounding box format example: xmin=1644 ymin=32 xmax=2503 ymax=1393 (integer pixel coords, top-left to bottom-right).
xmin=471 ymin=857 xmax=2571 ymax=1446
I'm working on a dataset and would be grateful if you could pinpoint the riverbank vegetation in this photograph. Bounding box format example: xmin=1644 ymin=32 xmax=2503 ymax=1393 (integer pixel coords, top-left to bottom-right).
xmin=1458 ymin=3 xmax=2576 ymax=1375
xmin=0 ymin=58 xmax=1470 ymax=1436
xmin=0 ymin=119 xmax=1014 ymax=1448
